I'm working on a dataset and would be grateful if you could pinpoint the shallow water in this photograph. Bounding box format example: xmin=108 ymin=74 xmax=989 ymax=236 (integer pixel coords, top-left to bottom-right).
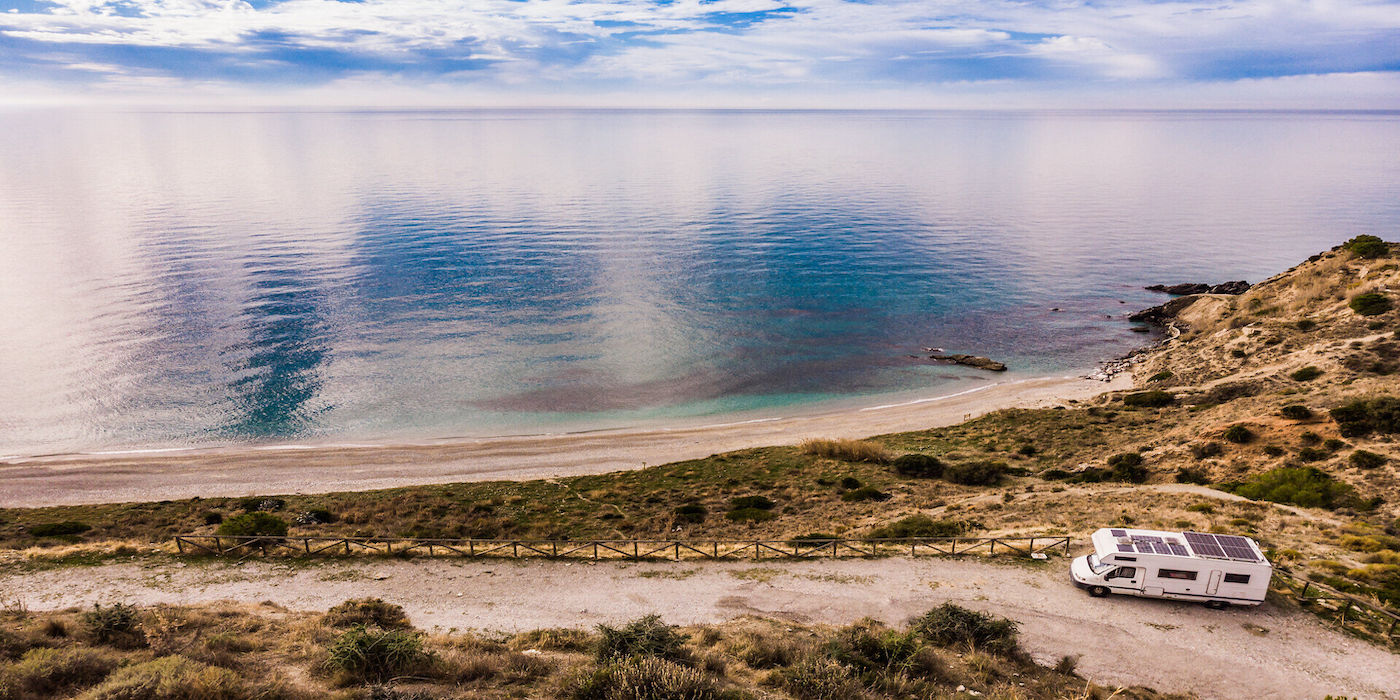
xmin=2 ymin=109 xmax=1398 ymax=455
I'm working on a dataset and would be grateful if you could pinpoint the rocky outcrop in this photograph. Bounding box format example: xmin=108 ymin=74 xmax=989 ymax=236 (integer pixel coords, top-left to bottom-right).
xmin=929 ymin=354 xmax=1007 ymax=371
xmin=1145 ymin=281 xmax=1250 ymax=296
xmin=1128 ymin=295 xmax=1201 ymax=326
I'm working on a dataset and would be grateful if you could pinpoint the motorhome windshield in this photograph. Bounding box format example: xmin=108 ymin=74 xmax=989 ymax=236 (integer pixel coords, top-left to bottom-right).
xmin=1086 ymin=554 xmax=1112 ymax=574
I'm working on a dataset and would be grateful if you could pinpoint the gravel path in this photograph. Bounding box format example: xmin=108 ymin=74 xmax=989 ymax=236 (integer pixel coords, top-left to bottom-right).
xmin=5 ymin=556 xmax=1394 ymax=699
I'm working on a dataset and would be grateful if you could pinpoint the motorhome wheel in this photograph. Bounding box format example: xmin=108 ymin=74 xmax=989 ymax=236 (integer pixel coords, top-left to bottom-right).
xmin=1088 ymin=585 xmax=1109 ymax=597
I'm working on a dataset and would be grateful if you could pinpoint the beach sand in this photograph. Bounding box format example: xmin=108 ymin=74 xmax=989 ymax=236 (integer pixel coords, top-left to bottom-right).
xmin=1 ymin=374 xmax=1129 ymax=508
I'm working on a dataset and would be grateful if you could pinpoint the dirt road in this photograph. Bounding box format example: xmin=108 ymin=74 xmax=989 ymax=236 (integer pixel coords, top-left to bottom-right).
xmin=4 ymin=555 xmax=1393 ymax=698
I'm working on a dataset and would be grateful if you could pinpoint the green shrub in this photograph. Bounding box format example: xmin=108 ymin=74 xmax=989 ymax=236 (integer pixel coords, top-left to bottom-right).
xmin=1343 ymin=234 xmax=1390 ymax=259
xmin=1300 ymin=431 xmax=1322 ymax=445
xmin=840 ymin=486 xmax=890 ymax=502
xmin=1176 ymin=467 xmax=1210 ymax=485
xmin=325 ymin=625 xmax=428 ymax=682
xmin=81 ymin=603 xmax=142 ymax=646
xmin=673 ymin=503 xmax=707 ymax=524
xmin=237 ymin=497 xmax=284 ymax=513
xmin=323 ymin=598 xmax=411 ymax=630
xmin=1323 ymin=438 xmax=1346 ymax=452
xmin=1331 ymin=396 xmax=1400 ymax=436
xmin=943 ymin=460 xmax=1006 ymax=486
xmin=838 ymin=476 xmax=862 ymax=490
xmin=215 ymin=512 xmax=288 ymax=537
xmin=1039 ymin=468 xmax=1072 ymax=480
xmin=1190 ymin=442 xmax=1223 ymax=459
xmin=201 ymin=512 xmax=223 ymax=526
xmin=891 ymin=453 xmax=944 ymax=478
xmin=1223 ymin=425 xmax=1254 ymax=444
xmin=1123 ymin=390 xmax=1174 ymax=408
xmin=303 ymin=508 xmax=337 ymax=524
xmin=1280 ymin=405 xmax=1313 ymax=420
xmin=1016 ymin=443 xmax=1038 ymax=456
xmin=828 ymin=619 xmax=923 ymax=674
xmin=913 ymin=603 xmax=1019 ymax=655
xmin=29 ymin=521 xmax=91 ymax=538
xmin=569 ymin=656 xmax=720 ymax=700
xmin=866 ymin=515 xmax=975 ymax=539
xmin=725 ymin=508 xmax=777 ymax=523
xmin=1298 ymin=447 xmax=1330 ymax=462
xmin=728 ymin=495 xmax=775 ymax=511
xmin=1295 ymin=319 xmax=1317 ymax=331
xmin=1106 ymin=452 xmax=1148 ymax=483
xmin=1232 ymin=466 xmax=1356 ymax=509
xmin=1 ymin=647 xmax=118 ymax=698
xmin=1185 ymin=503 xmax=1215 ymax=514
xmin=1263 ymin=445 xmax=1286 ymax=457
xmin=1148 ymin=370 xmax=1173 ymax=383
xmin=1350 ymin=292 xmax=1392 ymax=317
xmin=1231 ymin=349 xmax=1247 ymax=358
xmin=79 ymin=655 xmax=245 ymax=700
xmin=595 ymin=615 xmax=688 ymax=664
xmin=1290 ymin=366 xmax=1322 ymax=381
xmin=1350 ymin=450 xmax=1388 ymax=469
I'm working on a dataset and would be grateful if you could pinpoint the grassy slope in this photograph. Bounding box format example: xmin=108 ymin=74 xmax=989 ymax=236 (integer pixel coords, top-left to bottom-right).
xmin=0 ymin=599 xmax=1183 ymax=700
xmin=3 ymin=239 xmax=1399 ymax=602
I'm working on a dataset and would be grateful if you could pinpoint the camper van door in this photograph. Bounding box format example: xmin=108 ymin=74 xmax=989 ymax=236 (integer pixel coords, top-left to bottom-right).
xmin=1206 ymin=570 xmax=1222 ymax=595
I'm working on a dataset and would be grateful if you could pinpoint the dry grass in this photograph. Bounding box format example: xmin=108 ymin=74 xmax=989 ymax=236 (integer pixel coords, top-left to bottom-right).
xmin=799 ymin=438 xmax=894 ymax=464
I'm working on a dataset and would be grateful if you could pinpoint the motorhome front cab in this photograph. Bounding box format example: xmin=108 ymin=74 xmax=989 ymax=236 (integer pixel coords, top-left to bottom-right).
xmin=1070 ymin=528 xmax=1272 ymax=607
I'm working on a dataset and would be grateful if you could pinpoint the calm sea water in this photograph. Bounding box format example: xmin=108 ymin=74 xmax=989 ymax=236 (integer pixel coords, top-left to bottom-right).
xmin=2 ymin=110 xmax=1398 ymax=456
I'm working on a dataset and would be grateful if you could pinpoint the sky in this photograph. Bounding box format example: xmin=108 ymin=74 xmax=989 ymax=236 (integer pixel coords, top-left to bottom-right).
xmin=1 ymin=0 xmax=1399 ymax=108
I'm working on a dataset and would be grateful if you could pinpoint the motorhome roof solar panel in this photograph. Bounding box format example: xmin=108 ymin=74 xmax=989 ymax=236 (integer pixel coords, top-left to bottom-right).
xmin=1184 ymin=531 xmax=1227 ymax=558
xmin=1110 ymin=529 xmax=1127 ymax=537
xmin=1118 ymin=544 xmax=1134 ymax=552
xmin=1166 ymin=543 xmax=1189 ymax=556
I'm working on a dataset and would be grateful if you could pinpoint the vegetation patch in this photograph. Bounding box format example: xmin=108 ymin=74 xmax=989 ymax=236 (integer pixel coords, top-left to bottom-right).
xmin=1290 ymin=366 xmax=1323 ymax=382
xmin=1123 ymin=390 xmax=1174 ymax=408
xmin=594 ymin=615 xmax=689 ymax=665
xmin=214 ymin=512 xmax=288 ymax=538
xmin=943 ymin=460 xmax=1007 ymax=486
xmin=891 ymin=453 xmax=943 ymax=478
xmin=1229 ymin=466 xmax=1356 ymax=510
xmin=913 ymin=603 xmax=1020 ymax=655
xmin=866 ymin=515 xmax=977 ymax=539
xmin=1350 ymin=292 xmax=1392 ymax=317
xmin=1280 ymin=405 xmax=1313 ymax=420
xmin=1330 ymin=396 xmax=1400 ymax=436
xmin=28 ymin=521 xmax=91 ymax=538
xmin=798 ymin=438 xmax=892 ymax=464
xmin=1343 ymin=234 xmax=1390 ymax=259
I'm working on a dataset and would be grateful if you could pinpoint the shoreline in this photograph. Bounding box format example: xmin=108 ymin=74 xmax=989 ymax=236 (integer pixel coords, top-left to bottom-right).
xmin=1 ymin=373 xmax=1130 ymax=509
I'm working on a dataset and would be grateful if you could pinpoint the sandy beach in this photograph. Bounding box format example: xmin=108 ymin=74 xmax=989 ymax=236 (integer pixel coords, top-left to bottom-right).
xmin=1 ymin=373 xmax=1128 ymax=508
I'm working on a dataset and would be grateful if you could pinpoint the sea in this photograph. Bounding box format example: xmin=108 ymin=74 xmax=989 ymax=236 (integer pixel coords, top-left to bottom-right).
xmin=2 ymin=109 xmax=1397 ymax=457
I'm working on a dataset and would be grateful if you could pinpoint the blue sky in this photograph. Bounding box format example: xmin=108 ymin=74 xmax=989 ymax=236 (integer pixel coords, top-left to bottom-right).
xmin=2 ymin=0 xmax=1399 ymax=107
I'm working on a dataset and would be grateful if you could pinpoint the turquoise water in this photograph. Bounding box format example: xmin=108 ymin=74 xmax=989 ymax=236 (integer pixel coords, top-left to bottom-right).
xmin=2 ymin=110 xmax=1398 ymax=455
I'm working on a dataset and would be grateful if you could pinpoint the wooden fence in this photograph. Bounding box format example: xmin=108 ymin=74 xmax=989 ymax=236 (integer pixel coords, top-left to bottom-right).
xmin=172 ymin=535 xmax=1072 ymax=561
xmin=1271 ymin=568 xmax=1400 ymax=643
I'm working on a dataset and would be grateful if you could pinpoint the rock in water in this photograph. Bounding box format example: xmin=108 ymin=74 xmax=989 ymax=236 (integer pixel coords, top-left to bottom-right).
xmin=929 ymin=354 xmax=1007 ymax=371
xmin=1145 ymin=283 xmax=1211 ymax=295
xmin=1129 ymin=295 xmax=1202 ymax=325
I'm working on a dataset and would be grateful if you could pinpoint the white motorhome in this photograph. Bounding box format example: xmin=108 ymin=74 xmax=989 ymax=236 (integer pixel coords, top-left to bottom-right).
xmin=1070 ymin=528 xmax=1272 ymax=607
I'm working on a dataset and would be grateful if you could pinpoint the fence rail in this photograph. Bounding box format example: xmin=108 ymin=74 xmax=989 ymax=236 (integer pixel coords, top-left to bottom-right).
xmin=1271 ymin=568 xmax=1400 ymax=642
xmin=172 ymin=535 xmax=1072 ymax=561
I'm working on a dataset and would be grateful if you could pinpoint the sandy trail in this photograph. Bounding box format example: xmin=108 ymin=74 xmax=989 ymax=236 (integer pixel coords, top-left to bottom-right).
xmin=1 ymin=374 xmax=1125 ymax=507
xmin=4 ymin=556 xmax=1393 ymax=699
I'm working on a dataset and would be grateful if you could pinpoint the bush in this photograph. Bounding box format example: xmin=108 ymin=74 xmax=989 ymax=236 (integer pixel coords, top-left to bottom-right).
xmin=1223 ymin=425 xmax=1254 ymax=444
xmin=1263 ymin=445 xmax=1286 ymax=457
xmin=1350 ymin=450 xmax=1388 ymax=469
xmin=201 ymin=512 xmax=223 ymax=526
xmin=1344 ymin=234 xmax=1390 ymax=259
xmin=1123 ymin=390 xmax=1174 ymax=408
xmin=82 ymin=603 xmax=142 ymax=646
xmin=80 ymin=655 xmax=245 ymax=700
xmin=798 ymin=438 xmax=892 ymax=464
xmin=1298 ymin=447 xmax=1330 ymax=462
xmin=595 ymin=615 xmax=688 ymax=664
xmin=326 ymin=626 xmax=428 ymax=682
xmin=891 ymin=453 xmax=944 ymax=478
xmin=728 ymin=495 xmax=775 ymax=511
xmin=0 ymin=647 xmax=118 ymax=697
xmin=569 ymin=656 xmax=720 ymax=700
xmin=1232 ymin=466 xmax=1356 ymax=509
xmin=1350 ymin=292 xmax=1392 ymax=317
xmin=943 ymin=460 xmax=1006 ymax=486
xmin=673 ymin=503 xmax=707 ymax=524
xmin=238 ymin=497 xmax=284 ymax=513
xmin=776 ymin=657 xmax=861 ymax=700
xmin=1280 ymin=405 xmax=1313 ymax=420
xmin=725 ymin=508 xmax=776 ymax=523
xmin=1290 ymin=366 xmax=1322 ymax=381
xmin=1105 ymin=452 xmax=1147 ymax=483
xmin=29 ymin=521 xmax=91 ymax=537
xmin=299 ymin=508 xmax=337 ymax=525
xmin=215 ymin=512 xmax=288 ymax=538
xmin=866 ymin=515 xmax=974 ymax=539
xmin=788 ymin=533 xmax=839 ymax=547
xmin=1295 ymin=319 xmax=1317 ymax=331
xmin=1148 ymin=370 xmax=1173 ymax=383
xmin=1176 ymin=466 xmax=1210 ymax=485
xmin=838 ymin=476 xmax=862 ymax=490
xmin=1331 ymin=396 xmax=1400 ymax=436
xmin=323 ymin=599 xmax=411 ymax=630
xmin=1190 ymin=442 xmax=1223 ymax=459
xmin=840 ymin=486 xmax=890 ymax=502
xmin=1323 ymin=438 xmax=1346 ymax=452
xmin=829 ymin=619 xmax=923 ymax=674
xmin=913 ymin=603 xmax=1019 ymax=655
xmin=1016 ymin=443 xmax=1037 ymax=456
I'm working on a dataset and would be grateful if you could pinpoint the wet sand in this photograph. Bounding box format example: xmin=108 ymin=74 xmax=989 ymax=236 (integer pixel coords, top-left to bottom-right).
xmin=2 ymin=374 xmax=1128 ymax=508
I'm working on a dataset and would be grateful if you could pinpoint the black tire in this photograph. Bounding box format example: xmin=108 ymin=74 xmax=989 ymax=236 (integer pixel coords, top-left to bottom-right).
xmin=1089 ymin=585 xmax=1110 ymax=598
xmin=1205 ymin=600 xmax=1228 ymax=610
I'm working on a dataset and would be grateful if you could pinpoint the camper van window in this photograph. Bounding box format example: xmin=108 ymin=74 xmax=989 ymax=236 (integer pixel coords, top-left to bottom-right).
xmin=1223 ymin=573 xmax=1251 ymax=584
xmin=1158 ymin=569 xmax=1197 ymax=580
xmin=1086 ymin=554 xmax=1111 ymax=574
xmin=1108 ymin=567 xmax=1137 ymax=580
